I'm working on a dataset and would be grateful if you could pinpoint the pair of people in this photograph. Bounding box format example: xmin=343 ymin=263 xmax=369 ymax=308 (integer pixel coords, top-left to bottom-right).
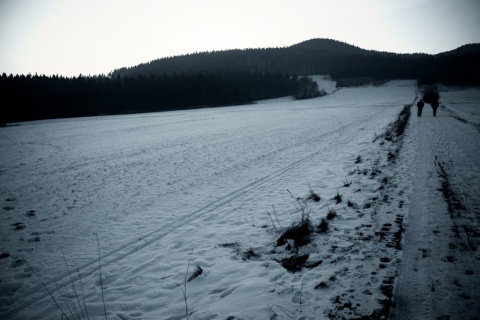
xmin=416 ymin=99 xmax=439 ymax=117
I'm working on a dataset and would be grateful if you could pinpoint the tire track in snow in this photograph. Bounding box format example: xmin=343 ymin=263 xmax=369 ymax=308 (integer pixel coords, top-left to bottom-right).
xmin=442 ymin=105 xmax=480 ymax=133
xmin=4 ymin=114 xmax=374 ymax=319
xmin=430 ymin=108 xmax=480 ymax=225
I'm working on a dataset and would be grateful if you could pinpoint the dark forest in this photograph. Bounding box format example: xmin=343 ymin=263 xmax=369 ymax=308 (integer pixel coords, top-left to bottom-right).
xmin=1 ymin=72 xmax=300 ymax=123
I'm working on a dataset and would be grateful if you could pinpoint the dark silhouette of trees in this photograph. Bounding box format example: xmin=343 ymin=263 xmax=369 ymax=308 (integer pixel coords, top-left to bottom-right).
xmin=422 ymin=85 xmax=440 ymax=104
xmin=294 ymin=77 xmax=325 ymax=100
xmin=0 ymin=72 xmax=299 ymax=123
xmin=416 ymin=51 xmax=480 ymax=86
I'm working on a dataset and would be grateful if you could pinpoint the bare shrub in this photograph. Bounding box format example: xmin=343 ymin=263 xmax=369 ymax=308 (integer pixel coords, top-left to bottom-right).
xmin=276 ymin=212 xmax=313 ymax=249
xmin=317 ymin=218 xmax=329 ymax=233
xmin=326 ymin=209 xmax=337 ymax=220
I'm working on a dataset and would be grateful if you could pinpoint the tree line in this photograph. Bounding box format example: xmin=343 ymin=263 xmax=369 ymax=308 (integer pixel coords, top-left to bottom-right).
xmin=329 ymin=51 xmax=479 ymax=86
xmin=0 ymin=72 xmax=304 ymax=123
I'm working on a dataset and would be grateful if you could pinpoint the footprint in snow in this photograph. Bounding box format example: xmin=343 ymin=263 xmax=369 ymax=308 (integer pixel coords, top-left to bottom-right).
xmin=0 ymin=252 xmax=10 ymax=259
xmin=25 ymin=210 xmax=36 ymax=217
xmin=220 ymin=286 xmax=238 ymax=298
xmin=11 ymin=259 xmax=25 ymax=268
xmin=11 ymin=222 xmax=26 ymax=231
xmin=27 ymin=236 xmax=40 ymax=243
xmin=381 ymin=223 xmax=392 ymax=230
xmin=291 ymin=290 xmax=313 ymax=304
xmin=379 ymin=257 xmax=391 ymax=269
xmin=14 ymin=272 xmax=32 ymax=279
xmin=209 ymin=286 xmax=238 ymax=298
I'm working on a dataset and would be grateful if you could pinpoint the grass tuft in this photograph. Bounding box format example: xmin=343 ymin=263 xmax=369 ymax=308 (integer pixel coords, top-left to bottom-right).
xmin=267 ymin=205 xmax=283 ymax=235
xmin=96 ymin=234 xmax=108 ymax=320
xmin=182 ymin=264 xmax=193 ymax=320
xmin=25 ymin=236 xmax=108 ymax=320
xmin=342 ymin=178 xmax=352 ymax=187
xmin=307 ymin=188 xmax=321 ymax=202
xmin=317 ymin=218 xmax=329 ymax=233
xmin=332 ymin=190 xmax=342 ymax=204
xmin=276 ymin=212 xmax=313 ymax=249
xmin=347 ymin=199 xmax=358 ymax=208
xmin=326 ymin=209 xmax=337 ymax=220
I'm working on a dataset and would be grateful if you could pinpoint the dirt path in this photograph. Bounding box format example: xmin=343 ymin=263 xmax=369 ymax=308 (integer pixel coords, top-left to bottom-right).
xmin=391 ymin=104 xmax=480 ymax=320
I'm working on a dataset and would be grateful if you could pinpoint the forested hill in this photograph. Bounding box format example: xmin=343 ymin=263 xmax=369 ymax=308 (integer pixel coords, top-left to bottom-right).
xmin=111 ymin=39 xmax=374 ymax=77
xmin=110 ymin=39 xmax=480 ymax=85
xmin=438 ymin=43 xmax=480 ymax=56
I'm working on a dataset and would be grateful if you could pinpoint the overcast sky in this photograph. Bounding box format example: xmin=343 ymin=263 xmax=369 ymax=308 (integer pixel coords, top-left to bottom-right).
xmin=1 ymin=0 xmax=479 ymax=77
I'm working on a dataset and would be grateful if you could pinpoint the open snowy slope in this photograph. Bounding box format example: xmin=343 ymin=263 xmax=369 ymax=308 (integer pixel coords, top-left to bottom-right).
xmin=1 ymin=80 xmax=478 ymax=319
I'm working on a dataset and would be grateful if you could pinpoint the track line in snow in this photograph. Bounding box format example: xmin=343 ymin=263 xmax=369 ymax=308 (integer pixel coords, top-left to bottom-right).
xmin=442 ymin=105 xmax=480 ymax=133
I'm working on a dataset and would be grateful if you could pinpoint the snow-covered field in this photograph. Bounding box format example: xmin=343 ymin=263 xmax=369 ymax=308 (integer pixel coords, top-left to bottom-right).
xmin=1 ymin=79 xmax=479 ymax=319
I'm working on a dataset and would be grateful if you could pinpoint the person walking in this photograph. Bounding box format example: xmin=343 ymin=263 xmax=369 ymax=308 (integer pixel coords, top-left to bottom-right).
xmin=416 ymin=99 xmax=424 ymax=117
xmin=431 ymin=100 xmax=439 ymax=117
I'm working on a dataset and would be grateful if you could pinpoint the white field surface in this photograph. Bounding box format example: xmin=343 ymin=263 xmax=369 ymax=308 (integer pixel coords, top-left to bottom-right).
xmin=1 ymin=80 xmax=479 ymax=319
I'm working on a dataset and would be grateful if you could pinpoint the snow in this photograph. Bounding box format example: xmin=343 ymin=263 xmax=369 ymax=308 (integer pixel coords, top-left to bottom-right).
xmin=1 ymin=79 xmax=479 ymax=319
xmin=309 ymin=75 xmax=338 ymax=94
